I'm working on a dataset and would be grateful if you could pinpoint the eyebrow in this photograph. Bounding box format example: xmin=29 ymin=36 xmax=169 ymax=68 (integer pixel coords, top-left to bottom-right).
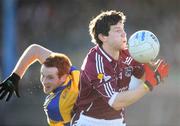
xmin=112 ymin=27 xmax=124 ymax=31
xmin=114 ymin=27 xmax=122 ymax=30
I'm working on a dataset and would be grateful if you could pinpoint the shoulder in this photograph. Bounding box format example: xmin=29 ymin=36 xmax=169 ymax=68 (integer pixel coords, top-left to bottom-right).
xmin=81 ymin=46 xmax=102 ymax=81
xmin=81 ymin=46 xmax=98 ymax=70
xmin=69 ymin=66 xmax=80 ymax=89
xmin=70 ymin=66 xmax=80 ymax=73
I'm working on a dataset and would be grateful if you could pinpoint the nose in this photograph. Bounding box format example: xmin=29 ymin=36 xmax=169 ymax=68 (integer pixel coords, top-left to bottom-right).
xmin=121 ymin=31 xmax=127 ymax=38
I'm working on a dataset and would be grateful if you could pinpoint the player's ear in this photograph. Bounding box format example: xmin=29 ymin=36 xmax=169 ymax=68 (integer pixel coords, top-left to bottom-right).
xmin=98 ymin=33 xmax=108 ymax=43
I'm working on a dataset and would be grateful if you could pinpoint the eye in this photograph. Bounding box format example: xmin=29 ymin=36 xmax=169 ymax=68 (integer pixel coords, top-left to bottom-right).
xmin=115 ymin=29 xmax=122 ymax=33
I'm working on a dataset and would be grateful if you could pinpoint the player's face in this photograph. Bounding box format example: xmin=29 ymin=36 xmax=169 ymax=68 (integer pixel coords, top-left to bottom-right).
xmin=106 ymin=21 xmax=127 ymax=50
xmin=40 ymin=65 xmax=63 ymax=94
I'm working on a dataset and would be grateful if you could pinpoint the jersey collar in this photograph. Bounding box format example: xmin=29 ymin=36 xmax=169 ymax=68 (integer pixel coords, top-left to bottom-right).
xmin=98 ymin=46 xmax=112 ymax=62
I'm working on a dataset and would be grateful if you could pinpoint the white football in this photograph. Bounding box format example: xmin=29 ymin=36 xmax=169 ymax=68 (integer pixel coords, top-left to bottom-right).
xmin=128 ymin=30 xmax=160 ymax=63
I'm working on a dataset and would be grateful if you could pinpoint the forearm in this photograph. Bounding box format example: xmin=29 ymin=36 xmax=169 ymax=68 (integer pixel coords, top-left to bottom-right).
xmin=112 ymin=83 xmax=149 ymax=110
xmin=13 ymin=44 xmax=52 ymax=78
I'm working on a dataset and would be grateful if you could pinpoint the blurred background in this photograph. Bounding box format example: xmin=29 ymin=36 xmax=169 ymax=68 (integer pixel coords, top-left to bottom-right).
xmin=0 ymin=0 xmax=180 ymax=126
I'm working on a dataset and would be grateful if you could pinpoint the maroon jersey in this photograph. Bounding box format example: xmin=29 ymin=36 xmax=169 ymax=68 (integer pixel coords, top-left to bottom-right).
xmin=75 ymin=46 xmax=144 ymax=121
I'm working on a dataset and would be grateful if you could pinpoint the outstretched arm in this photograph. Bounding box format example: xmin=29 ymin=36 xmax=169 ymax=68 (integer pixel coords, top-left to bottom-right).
xmin=110 ymin=60 xmax=169 ymax=110
xmin=13 ymin=44 xmax=52 ymax=78
xmin=0 ymin=44 xmax=54 ymax=101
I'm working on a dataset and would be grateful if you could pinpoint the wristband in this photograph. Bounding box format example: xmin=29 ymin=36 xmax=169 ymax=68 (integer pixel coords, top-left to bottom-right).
xmin=143 ymin=83 xmax=150 ymax=91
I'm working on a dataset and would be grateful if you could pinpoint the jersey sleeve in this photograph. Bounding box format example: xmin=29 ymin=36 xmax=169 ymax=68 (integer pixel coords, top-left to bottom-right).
xmin=132 ymin=60 xmax=145 ymax=79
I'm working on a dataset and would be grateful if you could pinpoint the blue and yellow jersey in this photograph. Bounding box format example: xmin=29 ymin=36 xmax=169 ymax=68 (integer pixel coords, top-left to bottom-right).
xmin=43 ymin=66 xmax=80 ymax=126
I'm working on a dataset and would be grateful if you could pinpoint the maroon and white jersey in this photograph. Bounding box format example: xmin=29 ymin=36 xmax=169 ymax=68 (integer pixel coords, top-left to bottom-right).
xmin=75 ymin=46 xmax=144 ymax=121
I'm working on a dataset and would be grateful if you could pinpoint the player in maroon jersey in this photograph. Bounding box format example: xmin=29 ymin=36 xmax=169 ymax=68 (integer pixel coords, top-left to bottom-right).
xmin=72 ymin=10 xmax=169 ymax=126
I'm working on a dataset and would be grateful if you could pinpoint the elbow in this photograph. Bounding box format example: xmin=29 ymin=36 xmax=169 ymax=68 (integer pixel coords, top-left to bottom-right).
xmin=109 ymin=92 xmax=124 ymax=111
xmin=26 ymin=44 xmax=41 ymax=55
xmin=28 ymin=44 xmax=44 ymax=57
xmin=23 ymin=44 xmax=42 ymax=63
xmin=29 ymin=44 xmax=41 ymax=51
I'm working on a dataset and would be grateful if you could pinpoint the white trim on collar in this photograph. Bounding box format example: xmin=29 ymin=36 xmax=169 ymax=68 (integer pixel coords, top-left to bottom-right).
xmin=98 ymin=47 xmax=112 ymax=62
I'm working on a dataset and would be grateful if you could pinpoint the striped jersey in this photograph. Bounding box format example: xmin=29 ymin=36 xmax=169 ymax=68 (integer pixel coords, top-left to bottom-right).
xmin=75 ymin=46 xmax=144 ymax=123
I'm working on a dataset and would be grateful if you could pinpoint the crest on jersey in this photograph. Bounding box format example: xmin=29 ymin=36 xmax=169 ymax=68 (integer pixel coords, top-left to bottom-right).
xmin=97 ymin=73 xmax=104 ymax=80
xmin=124 ymin=66 xmax=133 ymax=77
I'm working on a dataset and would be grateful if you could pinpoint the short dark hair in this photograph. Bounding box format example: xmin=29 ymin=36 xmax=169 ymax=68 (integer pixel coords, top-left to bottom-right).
xmin=43 ymin=53 xmax=72 ymax=78
xmin=89 ymin=10 xmax=126 ymax=46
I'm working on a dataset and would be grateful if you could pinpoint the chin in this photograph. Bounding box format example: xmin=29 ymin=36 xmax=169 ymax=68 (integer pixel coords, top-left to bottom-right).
xmin=122 ymin=47 xmax=128 ymax=50
xmin=44 ymin=89 xmax=51 ymax=94
xmin=44 ymin=91 xmax=49 ymax=94
xmin=121 ymin=45 xmax=128 ymax=50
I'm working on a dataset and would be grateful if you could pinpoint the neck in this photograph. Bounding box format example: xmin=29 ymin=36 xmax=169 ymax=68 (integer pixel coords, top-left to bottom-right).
xmin=102 ymin=45 xmax=119 ymax=60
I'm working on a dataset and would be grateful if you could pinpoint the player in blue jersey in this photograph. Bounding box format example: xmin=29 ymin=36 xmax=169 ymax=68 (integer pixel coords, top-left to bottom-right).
xmin=0 ymin=44 xmax=79 ymax=126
